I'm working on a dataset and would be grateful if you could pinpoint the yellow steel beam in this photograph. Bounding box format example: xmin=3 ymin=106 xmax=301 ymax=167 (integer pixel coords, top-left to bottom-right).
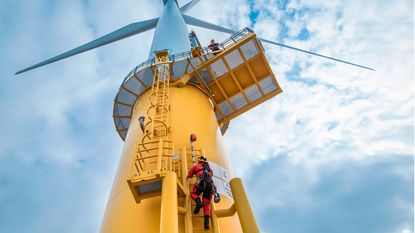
xmin=157 ymin=139 xmax=163 ymax=172
xmin=171 ymin=73 xmax=191 ymax=87
xmin=180 ymin=147 xmax=189 ymax=185
xmin=178 ymin=206 xmax=187 ymax=215
xmin=259 ymin=52 xmax=276 ymax=79
xmin=221 ymin=58 xmax=250 ymax=103
xmin=184 ymin=59 xmax=190 ymax=73
xmin=126 ymin=180 xmax=142 ymax=204
xmin=230 ymin=178 xmax=260 ymax=233
xmin=210 ymin=203 xmax=221 ymax=233
xmin=218 ymin=88 xmax=281 ymax=125
xmin=254 ymin=37 xmax=280 ymax=92
xmin=160 ymin=172 xmax=178 ymax=233
xmin=206 ymin=66 xmax=237 ymax=112
xmin=192 ymin=66 xmax=226 ymax=120
xmin=176 ymin=177 xmax=188 ymax=197
xmin=215 ymin=203 xmax=236 ymax=218
xmin=188 ymin=63 xmax=214 ymax=97
xmin=236 ymin=48 xmax=265 ymax=96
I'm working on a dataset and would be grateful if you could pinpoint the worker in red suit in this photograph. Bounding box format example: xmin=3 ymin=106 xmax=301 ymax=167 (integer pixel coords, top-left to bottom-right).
xmin=188 ymin=155 xmax=214 ymax=230
xmin=208 ymin=39 xmax=220 ymax=54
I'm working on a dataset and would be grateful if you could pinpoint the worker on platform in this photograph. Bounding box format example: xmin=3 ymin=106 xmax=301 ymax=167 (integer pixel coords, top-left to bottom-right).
xmin=208 ymin=39 xmax=220 ymax=54
xmin=188 ymin=155 xmax=214 ymax=230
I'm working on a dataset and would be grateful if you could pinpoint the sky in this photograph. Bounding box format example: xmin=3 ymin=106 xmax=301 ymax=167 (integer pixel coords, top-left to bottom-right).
xmin=0 ymin=0 xmax=413 ymax=233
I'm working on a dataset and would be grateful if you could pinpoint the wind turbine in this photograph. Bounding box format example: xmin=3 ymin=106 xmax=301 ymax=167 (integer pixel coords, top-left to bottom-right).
xmin=16 ymin=1 xmax=373 ymax=233
xmin=15 ymin=0 xmax=373 ymax=75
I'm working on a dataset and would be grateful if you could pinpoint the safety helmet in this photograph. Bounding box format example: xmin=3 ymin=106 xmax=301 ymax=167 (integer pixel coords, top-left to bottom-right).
xmin=198 ymin=155 xmax=207 ymax=162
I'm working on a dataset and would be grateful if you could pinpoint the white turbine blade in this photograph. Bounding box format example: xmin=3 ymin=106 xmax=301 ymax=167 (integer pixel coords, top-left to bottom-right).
xmin=183 ymin=15 xmax=374 ymax=71
xmin=180 ymin=0 xmax=201 ymax=13
xmin=259 ymin=38 xmax=374 ymax=71
xmin=16 ymin=17 xmax=159 ymax=75
xmin=183 ymin=14 xmax=236 ymax=34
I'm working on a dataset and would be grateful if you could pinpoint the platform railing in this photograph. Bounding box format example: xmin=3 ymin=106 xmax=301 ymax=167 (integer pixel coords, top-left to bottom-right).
xmin=121 ymin=27 xmax=254 ymax=84
xmin=129 ymin=139 xmax=177 ymax=180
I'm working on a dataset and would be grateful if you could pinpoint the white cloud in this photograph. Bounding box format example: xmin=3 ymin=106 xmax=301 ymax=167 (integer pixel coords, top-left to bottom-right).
xmin=245 ymin=154 xmax=413 ymax=233
xmin=223 ymin=0 xmax=414 ymax=178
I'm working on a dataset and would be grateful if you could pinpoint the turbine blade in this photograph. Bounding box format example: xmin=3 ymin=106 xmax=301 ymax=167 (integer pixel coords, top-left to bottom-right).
xmin=180 ymin=0 xmax=201 ymax=13
xmin=16 ymin=17 xmax=159 ymax=75
xmin=259 ymin=38 xmax=375 ymax=71
xmin=183 ymin=15 xmax=374 ymax=71
xmin=183 ymin=14 xmax=236 ymax=34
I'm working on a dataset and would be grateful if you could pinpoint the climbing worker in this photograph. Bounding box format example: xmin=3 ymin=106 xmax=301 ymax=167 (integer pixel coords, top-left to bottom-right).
xmin=208 ymin=39 xmax=220 ymax=54
xmin=188 ymin=155 xmax=214 ymax=230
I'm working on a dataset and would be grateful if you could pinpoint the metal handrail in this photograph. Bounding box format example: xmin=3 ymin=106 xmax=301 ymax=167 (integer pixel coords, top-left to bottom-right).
xmin=130 ymin=139 xmax=177 ymax=178
xmin=121 ymin=27 xmax=253 ymax=85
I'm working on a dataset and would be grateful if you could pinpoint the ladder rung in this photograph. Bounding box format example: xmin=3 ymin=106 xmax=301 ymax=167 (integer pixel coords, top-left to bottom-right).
xmin=192 ymin=228 xmax=212 ymax=232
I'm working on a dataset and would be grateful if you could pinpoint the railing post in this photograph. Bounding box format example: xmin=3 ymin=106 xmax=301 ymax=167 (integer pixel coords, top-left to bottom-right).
xmin=130 ymin=145 xmax=138 ymax=177
xmin=160 ymin=171 xmax=178 ymax=233
xmin=229 ymin=178 xmax=260 ymax=233
xmin=168 ymin=142 xmax=174 ymax=171
xmin=157 ymin=139 xmax=163 ymax=172
xmin=211 ymin=202 xmax=220 ymax=233
xmin=181 ymin=147 xmax=189 ymax=185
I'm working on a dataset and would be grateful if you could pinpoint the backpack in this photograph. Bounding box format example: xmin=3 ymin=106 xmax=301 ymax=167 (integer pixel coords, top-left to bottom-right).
xmin=198 ymin=163 xmax=213 ymax=192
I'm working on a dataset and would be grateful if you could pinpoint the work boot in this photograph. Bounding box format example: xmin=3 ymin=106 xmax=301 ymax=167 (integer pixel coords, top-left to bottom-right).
xmin=194 ymin=197 xmax=203 ymax=214
xmin=204 ymin=215 xmax=210 ymax=230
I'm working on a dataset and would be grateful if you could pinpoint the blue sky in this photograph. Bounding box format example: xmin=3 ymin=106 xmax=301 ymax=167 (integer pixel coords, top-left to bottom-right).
xmin=0 ymin=0 xmax=413 ymax=233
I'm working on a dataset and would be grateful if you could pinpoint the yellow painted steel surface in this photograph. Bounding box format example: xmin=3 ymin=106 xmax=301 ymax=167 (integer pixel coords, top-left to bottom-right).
xmin=100 ymin=85 xmax=243 ymax=233
xmin=230 ymin=178 xmax=260 ymax=233
xmin=160 ymin=172 xmax=178 ymax=233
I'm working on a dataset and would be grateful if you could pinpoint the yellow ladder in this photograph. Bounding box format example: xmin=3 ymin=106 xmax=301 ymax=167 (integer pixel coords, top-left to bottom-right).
xmin=142 ymin=62 xmax=171 ymax=143
xmin=181 ymin=148 xmax=219 ymax=233
xmin=132 ymin=51 xmax=173 ymax=194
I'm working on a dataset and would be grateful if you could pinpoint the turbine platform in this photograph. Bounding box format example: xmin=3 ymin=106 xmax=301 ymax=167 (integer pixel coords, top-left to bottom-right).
xmin=113 ymin=28 xmax=282 ymax=140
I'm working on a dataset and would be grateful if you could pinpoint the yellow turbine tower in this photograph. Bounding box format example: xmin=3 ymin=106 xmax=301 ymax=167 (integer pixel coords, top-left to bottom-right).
xmin=15 ymin=1 xmax=373 ymax=232
xmin=106 ymin=29 xmax=281 ymax=233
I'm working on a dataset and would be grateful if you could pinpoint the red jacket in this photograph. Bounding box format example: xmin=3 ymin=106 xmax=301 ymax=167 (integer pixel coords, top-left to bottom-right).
xmin=187 ymin=162 xmax=213 ymax=178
